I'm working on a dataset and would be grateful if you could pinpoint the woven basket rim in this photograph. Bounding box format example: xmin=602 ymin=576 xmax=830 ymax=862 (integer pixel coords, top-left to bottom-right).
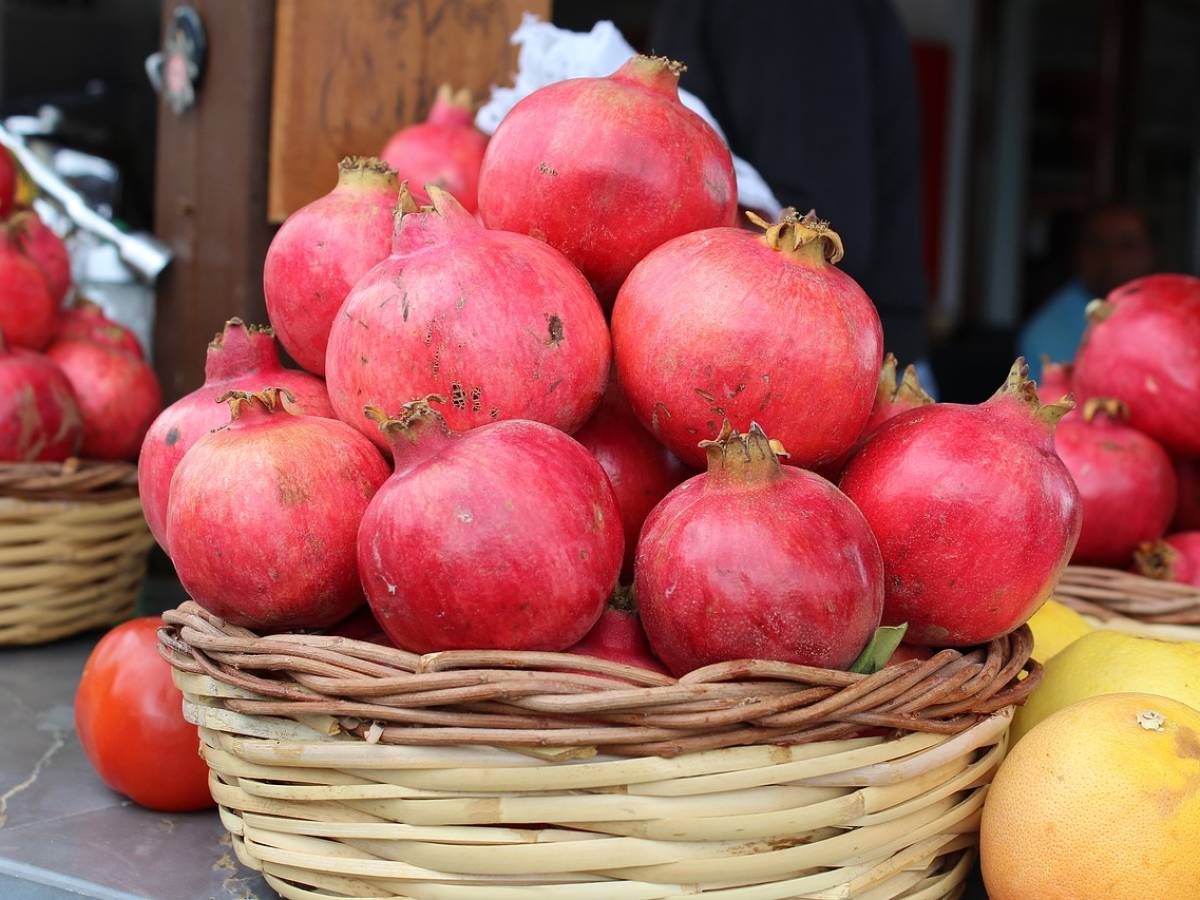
xmin=0 ymin=459 xmax=139 ymax=502
xmin=159 ymin=601 xmax=1039 ymax=758
xmin=1057 ymin=564 xmax=1200 ymax=625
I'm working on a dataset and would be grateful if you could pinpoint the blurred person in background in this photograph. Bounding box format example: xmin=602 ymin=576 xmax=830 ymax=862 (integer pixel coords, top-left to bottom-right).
xmin=651 ymin=0 xmax=931 ymax=384
xmin=1020 ymin=203 xmax=1155 ymax=381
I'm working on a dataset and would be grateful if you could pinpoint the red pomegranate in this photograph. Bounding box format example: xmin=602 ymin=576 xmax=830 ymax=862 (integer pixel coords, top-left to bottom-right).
xmin=1173 ymin=457 xmax=1200 ymax=531
xmin=326 ymin=186 xmax=610 ymax=449
xmin=167 ymin=389 xmax=388 ymax=630
xmin=0 ymin=329 xmax=82 ymax=461
xmin=840 ymin=360 xmax=1082 ymax=646
xmin=1054 ymin=397 xmax=1176 ymax=566
xmin=12 ymin=211 xmax=70 ymax=304
xmin=46 ymin=338 xmax=161 ymax=460
xmin=1074 ymin=274 xmax=1200 ymax=455
xmin=1135 ymin=532 xmax=1200 ymax=587
xmin=612 ymin=209 xmax=883 ymax=469
xmin=380 ymin=85 xmax=488 ymax=212
xmin=263 ymin=156 xmax=399 ymax=375
xmin=0 ymin=235 xmax=56 ymax=350
xmin=636 ymin=422 xmax=884 ymax=675
xmin=357 ymin=398 xmax=622 ymax=653
xmin=566 ymin=598 xmax=670 ymax=675
xmin=1038 ymin=357 xmax=1074 ymax=405
xmin=477 ymin=54 xmax=737 ymax=305
xmin=0 ymin=147 xmax=15 ymax=217
xmin=138 ymin=319 xmax=334 ymax=550
xmin=573 ymin=378 xmax=690 ymax=579
xmin=56 ymin=300 xmax=143 ymax=358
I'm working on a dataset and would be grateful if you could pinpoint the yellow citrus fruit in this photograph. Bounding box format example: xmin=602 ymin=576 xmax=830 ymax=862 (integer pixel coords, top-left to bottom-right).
xmin=982 ymin=692 xmax=1200 ymax=899
xmin=1025 ymin=598 xmax=1091 ymax=661
xmin=1012 ymin=629 xmax=1200 ymax=743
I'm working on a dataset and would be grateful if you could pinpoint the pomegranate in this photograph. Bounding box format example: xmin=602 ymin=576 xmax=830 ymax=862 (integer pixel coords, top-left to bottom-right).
xmin=0 ymin=147 xmax=15 ymax=217
xmin=357 ymin=398 xmax=622 ymax=653
xmin=12 ymin=211 xmax=70 ymax=304
xmin=263 ymin=156 xmax=399 ymax=375
xmin=612 ymin=209 xmax=883 ymax=469
xmin=566 ymin=596 xmax=669 ymax=675
xmin=46 ymin=338 xmax=161 ymax=460
xmin=1074 ymin=274 xmax=1200 ymax=455
xmin=636 ymin=422 xmax=884 ymax=675
xmin=0 ymin=329 xmax=82 ymax=461
xmin=326 ymin=186 xmax=610 ymax=449
xmin=1173 ymin=457 xmax=1200 ymax=531
xmin=840 ymin=360 xmax=1082 ymax=646
xmin=477 ymin=54 xmax=737 ymax=305
xmin=138 ymin=319 xmax=334 ymax=550
xmin=0 ymin=235 xmax=56 ymax=350
xmin=1135 ymin=532 xmax=1200 ymax=587
xmin=573 ymin=378 xmax=690 ymax=579
xmin=1038 ymin=357 xmax=1074 ymax=405
xmin=56 ymin=300 xmax=143 ymax=358
xmin=167 ymin=389 xmax=388 ymax=630
xmin=380 ymin=85 xmax=488 ymax=212
xmin=1054 ymin=397 xmax=1176 ymax=566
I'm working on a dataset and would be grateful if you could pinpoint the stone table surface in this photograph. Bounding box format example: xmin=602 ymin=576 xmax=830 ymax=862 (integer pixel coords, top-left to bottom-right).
xmin=0 ymin=580 xmax=992 ymax=899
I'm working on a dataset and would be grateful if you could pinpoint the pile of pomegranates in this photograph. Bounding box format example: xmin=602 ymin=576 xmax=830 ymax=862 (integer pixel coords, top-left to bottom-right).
xmin=147 ymin=54 xmax=1200 ymax=686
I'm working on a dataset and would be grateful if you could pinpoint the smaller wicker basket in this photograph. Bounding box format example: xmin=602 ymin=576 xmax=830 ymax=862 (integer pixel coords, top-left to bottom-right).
xmin=0 ymin=460 xmax=154 ymax=646
xmin=1056 ymin=565 xmax=1200 ymax=640
xmin=161 ymin=602 xmax=1039 ymax=899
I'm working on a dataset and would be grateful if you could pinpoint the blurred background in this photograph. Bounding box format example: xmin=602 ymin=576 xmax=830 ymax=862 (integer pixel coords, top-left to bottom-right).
xmin=4 ymin=0 xmax=1197 ymax=402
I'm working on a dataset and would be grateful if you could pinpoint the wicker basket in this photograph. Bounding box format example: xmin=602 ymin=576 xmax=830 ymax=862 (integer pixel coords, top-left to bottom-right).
xmin=1055 ymin=565 xmax=1200 ymax=640
xmin=0 ymin=460 xmax=154 ymax=646
xmin=160 ymin=602 xmax=1039 ymax=899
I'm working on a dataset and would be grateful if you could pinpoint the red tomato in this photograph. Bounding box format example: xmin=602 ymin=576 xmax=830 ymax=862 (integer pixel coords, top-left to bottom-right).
xmin=74 ymin=617 xmax=213 ymax=811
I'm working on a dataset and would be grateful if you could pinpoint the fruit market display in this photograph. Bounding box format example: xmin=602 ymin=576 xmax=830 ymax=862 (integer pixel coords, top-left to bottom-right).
xmin=45 ymin=51 xmax=1200 ymax=897
xmin=0 ymin=174 xmax=162 ymax=463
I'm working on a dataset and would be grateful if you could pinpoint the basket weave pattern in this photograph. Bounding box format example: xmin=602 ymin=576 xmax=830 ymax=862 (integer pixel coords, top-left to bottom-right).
xmin=0 ymin=461 xmax=153 ymax=645
xmin=1056 ymin=565 xmax=1200 ymax=629
xmin=161 ymin=603 xmax=1037 ymax=898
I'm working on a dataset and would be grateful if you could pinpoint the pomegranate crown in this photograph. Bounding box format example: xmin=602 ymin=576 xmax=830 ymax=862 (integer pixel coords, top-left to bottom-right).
xmin=992 ymin=358 xmax=1075 ymax=428
xmin=700 ymin=420 xmax=789 ymax=482
xmin=1081 ymin=397 xmax=1129 ymax=423
xmin=217 ymin=387 xmax=295 ymax=419
xmin=746 ymin=208 xmax=844 ymax=265
xmin=337 ymin=155 xmax=399 ymax=191
xmin=364 ymin=395 xmax=452 ymax=444
xmin=1134 ymin=539 xmax=1177 ymax=581
xmin=433 ymin=83 xmax=474 ymax=112
xmin=878 ymin=353 xmax=933 ymax=408
xmin=209 ymin=316 xmax=274 ymax=349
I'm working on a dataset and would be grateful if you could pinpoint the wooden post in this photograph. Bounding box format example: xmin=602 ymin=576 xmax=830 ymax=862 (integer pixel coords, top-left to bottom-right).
xmin=153 ymin=0 xmax=276 ymax=402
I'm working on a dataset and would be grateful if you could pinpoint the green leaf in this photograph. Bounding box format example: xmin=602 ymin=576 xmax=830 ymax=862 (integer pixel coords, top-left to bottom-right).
xmin=849 ymin=624 xmax=909 ymax=675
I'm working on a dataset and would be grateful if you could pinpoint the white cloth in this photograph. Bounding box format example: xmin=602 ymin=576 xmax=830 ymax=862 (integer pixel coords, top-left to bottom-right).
xmin=476 ymin=14 xmax=783 ymax=218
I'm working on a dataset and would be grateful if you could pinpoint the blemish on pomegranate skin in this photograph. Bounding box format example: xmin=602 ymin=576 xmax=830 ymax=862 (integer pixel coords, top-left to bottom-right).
xmin=651 ymin=401 xmax=671 ymax=432
xmin=545 ymin=315 xmax=564 ymax=346
xmin=471 ymin=387 xmax=482 ymax=412
xmin=401 ymin=295 xmax=410 ymax=321
xmin=165 ymin=427 xmax=180 ymax=447
xmin=489 ymin=407 xmax=499 ymax=419
xmin=450 ymin=382 xmax=466 ymax=409
xmin=695 ymin=388 xmax=716 ymax=403
xmin=538 ymin=162 xmax=558 ymax=176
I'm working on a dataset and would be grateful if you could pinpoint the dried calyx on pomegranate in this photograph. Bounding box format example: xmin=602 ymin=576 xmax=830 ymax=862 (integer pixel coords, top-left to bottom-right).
xmin=357 ymin=396 xmax=623 ymax=653
xmin=263 ymin=156 xmax=399 ymax=375
xmin=840 ymin=359 xmax=1081 ymax=647
xmin=613 ymin=208 xmax=882 ymax=470
xmin=636 ymin=419 xmax=884 ymax=676
xmin=166 ymin=387 xmax=388 ymax=631
xmin=478 ymin=54 xmax=737 ymax=305
xmin=326 ymin=184 xmax=610 ymax=449
xmin=1135 ymin=532 xmax=1200 ymax=587
xmin=139 ymin=318 xmax=333 ymax=550
xmin=1055 ymin=397 xmax=1176 ymax=566
xmin=380 ymin=85 xmax=488 ymax=212
xmin=0 ymin=327 xmax=83 ymax=462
